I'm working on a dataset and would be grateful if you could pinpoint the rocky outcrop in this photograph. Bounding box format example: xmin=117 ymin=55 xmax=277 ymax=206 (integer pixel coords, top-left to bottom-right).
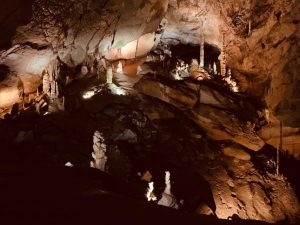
xmin=223 ymin=144 xmax=251 ymax=161
xmin=187 ymin=104 xmax=264 ymax=151
xmin=135 ymin=77 xmax=198 ymax=109
xmin=258 ymin=123 xmax=300 ymax=159
xmin=136 ymin=77 xmax=264 ymax=151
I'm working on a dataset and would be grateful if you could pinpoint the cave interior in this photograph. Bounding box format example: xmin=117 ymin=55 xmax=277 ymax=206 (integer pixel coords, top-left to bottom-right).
xmin=0 ymin=0 xmax=299 ymax=224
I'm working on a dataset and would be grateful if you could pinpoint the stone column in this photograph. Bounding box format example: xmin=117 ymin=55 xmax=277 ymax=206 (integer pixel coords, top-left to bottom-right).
xmin=220 ymin=31 xmax=226 ymax=77
xmin=106 ymin=66 xmax=113 ymax=84
xmin=200 ymin=33 xmax=205 ymax=68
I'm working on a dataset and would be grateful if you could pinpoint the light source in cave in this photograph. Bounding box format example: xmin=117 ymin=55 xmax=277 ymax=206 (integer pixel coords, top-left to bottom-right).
xmin=223 ymin=69 xmax=239 ymax=92
xmin=108 ymin=83 xmax=127 ymax=96
xmin=146 ymin=181 xmax=157 ymax=202
xmin=173 ymin=60 xmax=188 ymax=80
xmin=82 ymin=90 xmax=96 ymax=99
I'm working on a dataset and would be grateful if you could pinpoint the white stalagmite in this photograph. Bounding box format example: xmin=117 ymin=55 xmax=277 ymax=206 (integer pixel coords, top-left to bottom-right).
xmin=106 ymin=66 xmax=113 ymax=84
xmin=146 ymin=182 xmax=157 ymax=201
xmin=55 ymin=81 xmax=59 ymax=98
xmin=213 ymin=62 xmax=217 ymax=75
xmin=200 ymin=33 xmax=205 ymax=68
xmin=50 ymin=80 xmax=56 ymax=99
xmin=42 ymin=70 xmax=50 ymax=95
xmin=220 ymin=31 xmax=226 ymax=77
xmin=117 ymin=61 xmax=123 ymax=74
xmin=90 ymin=131 xmax=107 ymax=172
xmin=157 ymin=171 xmax=178 ymax=209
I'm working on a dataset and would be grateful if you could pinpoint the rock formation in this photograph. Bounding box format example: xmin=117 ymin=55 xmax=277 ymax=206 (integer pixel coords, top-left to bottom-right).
xmin=158 ymin=171 xmax=178 ymax=209
xmin=90 ymin=131 xmax=107 ymax=172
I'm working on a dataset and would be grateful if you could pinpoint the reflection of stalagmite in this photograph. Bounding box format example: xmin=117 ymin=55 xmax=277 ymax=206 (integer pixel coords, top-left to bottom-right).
xmin=200 ymin=33 xmax=205 ymax=68
xmin=106 ymin=66 xmax=113 ymax=84
xmin=158 ymin=171 xmax=178 ymax=209
xmin=90 ymin=131 xmax=107 ymax=172
xmin=220 ymin=31 xmax=226 ymax=77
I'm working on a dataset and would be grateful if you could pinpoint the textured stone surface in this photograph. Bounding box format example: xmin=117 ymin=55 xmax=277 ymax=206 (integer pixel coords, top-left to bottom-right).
xmin=223 ymin=144 xmax=251 ymax=161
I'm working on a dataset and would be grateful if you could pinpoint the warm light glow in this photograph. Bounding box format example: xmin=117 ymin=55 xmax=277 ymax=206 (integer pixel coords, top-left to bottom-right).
xmin=0 ymin=88 xmax=20 ymax=108
xmin=28 ymin=56 xmax=50 ymax=73
xmin=146 ymin=182 xmax=157 ymax=201
xmin=82 ymin=90 xmax=96 ymax=99
xmin=108 ymin=84 xmax=127 ymax=96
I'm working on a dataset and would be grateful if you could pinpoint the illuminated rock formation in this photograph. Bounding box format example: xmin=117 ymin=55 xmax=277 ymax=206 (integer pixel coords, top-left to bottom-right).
xmin=220 ymin=31 xmax=226 ymax=77
xmin=106 ymin=67 xmax=113 ymax=84
xmin=90 ymin=131 xmax=107 ymax=172
xmin=158 ymin=171 xmax=178 ymax=209
xmin=199 ymin=34 xmax=205 ymax=68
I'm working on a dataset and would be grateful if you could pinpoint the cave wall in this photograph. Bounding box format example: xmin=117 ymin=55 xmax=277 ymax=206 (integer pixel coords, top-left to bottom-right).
xmin=0 ymin=0 xmax=300 ymax=163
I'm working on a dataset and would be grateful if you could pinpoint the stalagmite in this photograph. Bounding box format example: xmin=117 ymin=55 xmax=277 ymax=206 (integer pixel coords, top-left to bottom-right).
xmin=136 ymin=65 xmax=142 ymax=75
xmin=220 ymin=31 xmax=226 ymax=77
xmin=42 ymin=70 xmax=50 ymax=95
xmin=276 ymin=121 xmax=283 ymax=176
xmin=158 ymin=171 xmax=178 ymax=209
xmin=55 ymin=81 xmax=59 ymax=98
xmin=90 ymin=131 xmax=107 ymax=172
xmin=248 ymin=20 xmax=252 ymax=36
xmin=106 ymin=66 xmax=113 ymax=84
xmin=146 ymin=181 xmax=157 ymax=201
xmin=117 ymin=61 xmax=123 ymax=74
xmin=200 ymin=33 xmax=205 ymax=68
xmin=213 ymin=62 xmax=217 ymax=75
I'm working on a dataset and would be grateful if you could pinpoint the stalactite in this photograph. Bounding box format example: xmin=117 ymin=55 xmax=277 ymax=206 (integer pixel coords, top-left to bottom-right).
xmin=248 ymin=20 xmax=252 ymax=36
xmin=220 ymin=31 xmax=226 ymax=77
xmin=276 ymin=121 xmax=283 ymax=176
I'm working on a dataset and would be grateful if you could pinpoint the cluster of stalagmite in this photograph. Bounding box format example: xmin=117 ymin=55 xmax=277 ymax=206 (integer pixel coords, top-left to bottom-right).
xmin=90 ymin=131 xmax=107 ymax=172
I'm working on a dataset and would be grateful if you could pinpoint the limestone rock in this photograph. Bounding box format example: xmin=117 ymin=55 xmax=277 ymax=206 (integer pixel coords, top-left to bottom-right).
xmin=223 ymin=144 xmax=251 ymax=161
xmin=135 ymin=77 xmax=198 ymax=109
xmin=258 ymin=124 xmax=300 ymax=159
xmin=114 ymin=129 xmax=137 ymax=144
xmin=186 ymin=105 xmax=264 ymax=151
